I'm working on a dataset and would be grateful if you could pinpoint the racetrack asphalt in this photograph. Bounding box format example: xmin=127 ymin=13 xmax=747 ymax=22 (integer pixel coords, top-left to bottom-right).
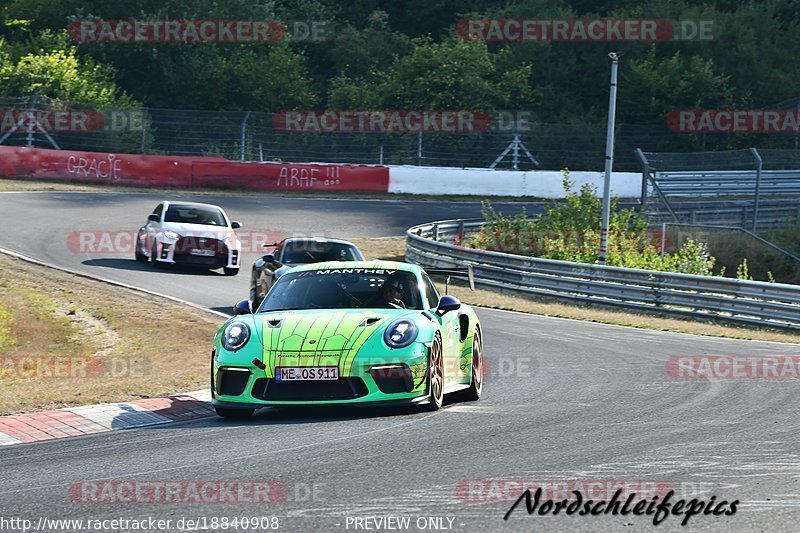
xmin=0 ymin=191 xmax=798 ymax=532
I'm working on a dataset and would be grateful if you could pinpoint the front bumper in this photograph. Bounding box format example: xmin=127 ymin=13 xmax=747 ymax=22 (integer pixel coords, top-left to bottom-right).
xmin=154 ymin=237 xmax=240 ymax=269
xmin=212 ymin=351 xmax=429 ymax=407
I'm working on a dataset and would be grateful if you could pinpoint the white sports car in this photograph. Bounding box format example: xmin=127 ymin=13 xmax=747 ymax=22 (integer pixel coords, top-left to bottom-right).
xmin=135 ymin=201 xmax=243 ymax=276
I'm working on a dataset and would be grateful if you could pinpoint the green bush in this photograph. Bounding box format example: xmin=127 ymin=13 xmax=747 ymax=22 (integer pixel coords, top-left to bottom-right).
xmin=465 ymin=170 xmax=718 ymax=276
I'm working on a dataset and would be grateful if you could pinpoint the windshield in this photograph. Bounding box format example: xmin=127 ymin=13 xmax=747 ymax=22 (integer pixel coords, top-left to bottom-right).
xmin=164 ymin=204 xmax=227 ymax=226
xmin=281 ymin=241 xmax=363 ymax=264
xmin=258 ymin=268 xmax=422 ymax=311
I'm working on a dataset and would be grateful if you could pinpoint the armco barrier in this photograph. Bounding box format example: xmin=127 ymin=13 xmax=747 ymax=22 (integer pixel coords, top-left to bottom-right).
xmin=406 ymin=219 xmax=800 ymax=330
xmin=0 ymin=146 xmax=390 ymax=192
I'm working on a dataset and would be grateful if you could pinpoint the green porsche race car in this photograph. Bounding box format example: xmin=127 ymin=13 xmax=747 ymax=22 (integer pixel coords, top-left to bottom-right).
xmin=211 ymin=260 xmax=483 ymax=418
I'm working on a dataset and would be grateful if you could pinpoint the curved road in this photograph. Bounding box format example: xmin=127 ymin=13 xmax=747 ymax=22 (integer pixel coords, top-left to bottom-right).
xmin=0 ymin=191 xmax=799 ymax=532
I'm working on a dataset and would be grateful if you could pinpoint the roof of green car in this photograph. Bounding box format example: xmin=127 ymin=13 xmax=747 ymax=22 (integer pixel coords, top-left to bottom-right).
xmin=289 ymin=260 xmax=421 ymax=273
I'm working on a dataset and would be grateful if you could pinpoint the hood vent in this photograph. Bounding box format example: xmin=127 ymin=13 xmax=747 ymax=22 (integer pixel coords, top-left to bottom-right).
xmin=359 ymin=317 xmax=382 ymax=327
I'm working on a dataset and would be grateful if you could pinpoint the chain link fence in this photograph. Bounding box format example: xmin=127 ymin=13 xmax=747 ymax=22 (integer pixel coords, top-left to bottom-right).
xmin=638 ymin=148 xmax=800 ymax=232
xmin=3 ymin=95 xmax=800 ymax=171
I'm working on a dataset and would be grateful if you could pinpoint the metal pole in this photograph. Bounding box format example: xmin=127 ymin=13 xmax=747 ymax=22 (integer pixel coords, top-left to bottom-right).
xmin=26 ymin=94 xmax=37 ymax=148
xmin=417 ymin=123 xmax=423 ymax=165
xmin=379 ymin=144 xmax=384 ymax=165
xmin=140 ymin=107 xmax=147 ymax=153
xmin=512 ymin=134 xmax=520 ymax=170
xmin=599 ymin=52 xmax=620 ymax=265
xmin=661 ymin=222 xmax=667 ymax=258
xmin=750 ymin=147 xmax=763 ymax=233
xmin=240 ymin=111 xmax=251 ymax=161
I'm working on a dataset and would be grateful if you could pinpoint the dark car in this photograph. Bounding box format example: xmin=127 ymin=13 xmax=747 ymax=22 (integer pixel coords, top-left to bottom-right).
xmin=249 ymin=237 xmax=365 ymax=307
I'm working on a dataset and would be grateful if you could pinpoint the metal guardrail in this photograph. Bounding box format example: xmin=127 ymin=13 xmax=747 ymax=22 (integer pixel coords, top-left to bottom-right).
xmin=647 ymin=202 xmax=800 ymax=229
xmin=653 ymin=170 xmax=800 ymax=197
xmin=406 ymin=219 xmax=800 ymax=330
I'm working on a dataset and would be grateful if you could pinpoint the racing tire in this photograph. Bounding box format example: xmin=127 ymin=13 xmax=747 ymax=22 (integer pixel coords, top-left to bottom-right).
xmin=425 ymin=333 xmax=444 ymax=411
xmin=224 ymin=267 xmax=239 ymax=276
xmin=214 ymin=407 xmax=254 ymax=419
xmin=451 ymin=327 xmax=483 ymax=403
xmin=134 ymin=244 xmax=147 ymax=262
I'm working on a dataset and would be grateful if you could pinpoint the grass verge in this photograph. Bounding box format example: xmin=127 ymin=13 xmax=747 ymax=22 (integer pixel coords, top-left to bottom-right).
xmin=0 ymin=253 xmax=222 ymax=415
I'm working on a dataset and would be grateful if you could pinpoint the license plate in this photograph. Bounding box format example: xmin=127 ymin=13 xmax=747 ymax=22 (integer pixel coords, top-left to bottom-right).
xmin=189 ymin=248 xmax=216 ymax=256
xmin=275 ymin=367 xmax=339 ymax=382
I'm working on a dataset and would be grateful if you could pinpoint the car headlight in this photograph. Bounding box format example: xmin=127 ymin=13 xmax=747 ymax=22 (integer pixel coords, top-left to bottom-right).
xmin=163 ymin=230 xmax=181 ymax=240
xmin=222 ymin=322 xmax=250 ymax=351
xmin=383 ymin=319 xmax=418 ymax=349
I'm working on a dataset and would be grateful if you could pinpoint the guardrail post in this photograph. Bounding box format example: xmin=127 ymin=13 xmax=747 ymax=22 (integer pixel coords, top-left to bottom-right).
xmin=455 ymin=221 xmax=465 ymax=245
xmin=240 ymin=111 xmax=251 ymax=161
xmin=750 ymin=147 xmax=763 ymax=233
xmin=635 ymin=148 xmax=649 ymax=211
xmin=432 ymin=224 xmax=439 ymax=242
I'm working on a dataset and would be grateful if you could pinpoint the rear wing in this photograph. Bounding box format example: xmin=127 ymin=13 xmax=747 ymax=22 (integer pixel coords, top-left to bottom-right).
xmin=424 ymin=265 xmax=475 ymax=293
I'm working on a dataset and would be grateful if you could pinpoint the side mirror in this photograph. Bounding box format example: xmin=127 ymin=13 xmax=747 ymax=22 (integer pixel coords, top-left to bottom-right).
xmin=261 ymin=253 xmax=275 ymax=263
xmin=436 ymin=295 xmax=461 ymax=315
xmin=231 ymin=221 xmax=242 ymax=229
xmin=233 ymin=299 xmax=252 ymax=316
xmin=147 ymin=214 xmax=159 ymax=222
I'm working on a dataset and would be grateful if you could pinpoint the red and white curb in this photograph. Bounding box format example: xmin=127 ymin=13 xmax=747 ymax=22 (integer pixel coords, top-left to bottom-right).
xmin=0 ymin=389 xmax=214 ymax=446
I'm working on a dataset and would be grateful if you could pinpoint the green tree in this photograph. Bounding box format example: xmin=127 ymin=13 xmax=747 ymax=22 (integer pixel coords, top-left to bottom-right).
xmin=620 ymin=51 xmax=741 ymax=124
xmin=329 ymin=36 xmax=536 ymax=110
xmin=0 ymin=31 xmax=132 ymax=105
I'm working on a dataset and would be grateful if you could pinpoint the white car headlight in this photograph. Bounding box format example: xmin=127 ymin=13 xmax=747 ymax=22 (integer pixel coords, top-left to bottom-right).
xmin=223 ymin=322 xmax=250 ymax=351
xmin=383 ymin=319 xmax=418 ymax=349
xmin=163 ymin=230 xmax=181 ymax=240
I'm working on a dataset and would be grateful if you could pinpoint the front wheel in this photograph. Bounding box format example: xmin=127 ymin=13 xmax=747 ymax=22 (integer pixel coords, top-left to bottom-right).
xmin=224 ymin=267 xmax=239 ymax=276
xmin=425 ymin=334 xmax=444 ymax=411
xmin=214 ymin=407 xmax=254 ymax=419
xmin=134 ymin=242 xmax=147 ymax=262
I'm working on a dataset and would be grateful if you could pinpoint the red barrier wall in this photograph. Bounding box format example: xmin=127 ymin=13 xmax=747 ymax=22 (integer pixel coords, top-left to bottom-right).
xmin=0 ymin=146 xmax=390 ymax=192
xmin=192 ymin=160 xmax=389 ymax=192
xmin=0 ymin=146 xmax=218 ymax=187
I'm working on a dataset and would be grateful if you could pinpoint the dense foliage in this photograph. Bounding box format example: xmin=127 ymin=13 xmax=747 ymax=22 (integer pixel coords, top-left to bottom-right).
xmin=0 ymin=0 xmax=798 ymax=118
